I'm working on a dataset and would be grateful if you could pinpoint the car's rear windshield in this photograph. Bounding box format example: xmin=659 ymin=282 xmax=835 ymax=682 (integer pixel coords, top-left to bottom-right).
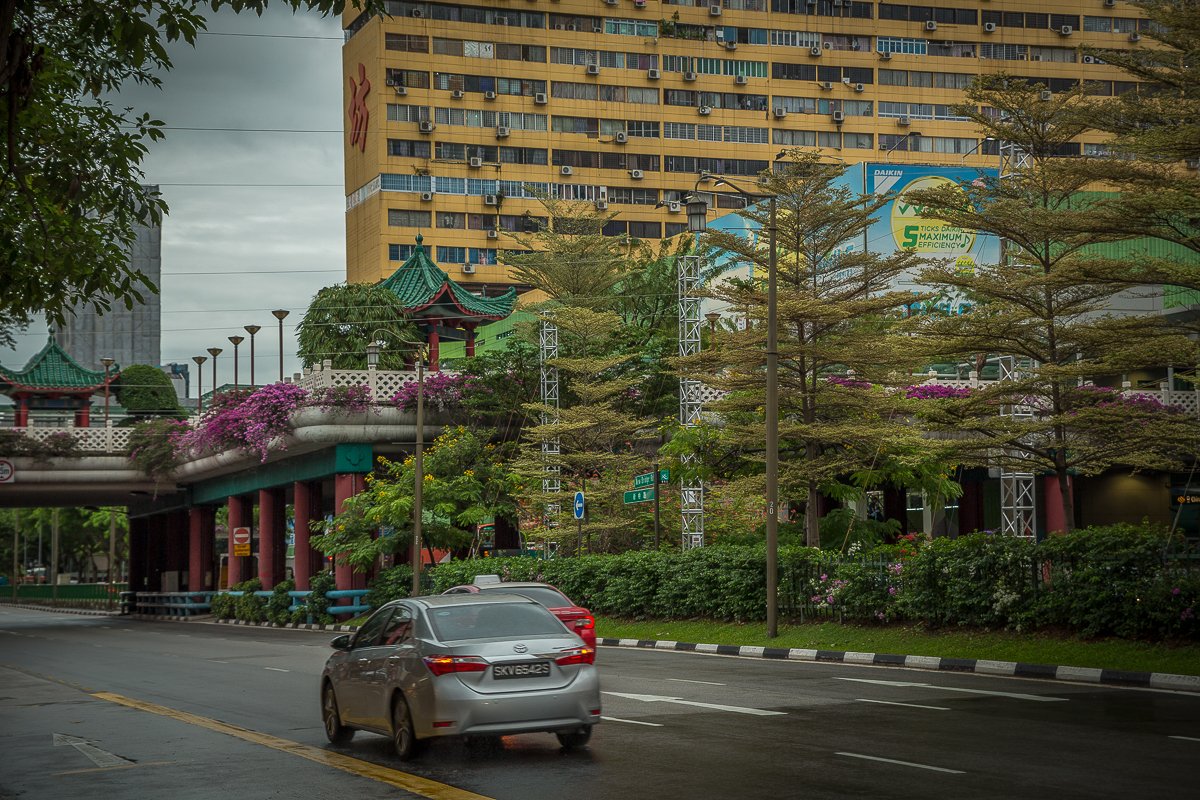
xmin=429 ymin=602 xmax=568 ymax=641
xmin=482 ymin=586 xmax=571 ymax=608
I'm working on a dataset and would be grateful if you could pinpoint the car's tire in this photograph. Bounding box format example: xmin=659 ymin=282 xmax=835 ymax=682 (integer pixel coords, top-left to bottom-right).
xmin=322 ymin=682 xmax=353 ymax=745
xmin=391 ymin=694 xmax=425 ymax=761
xmin=556 ymin=726 xmax=593 ymax=749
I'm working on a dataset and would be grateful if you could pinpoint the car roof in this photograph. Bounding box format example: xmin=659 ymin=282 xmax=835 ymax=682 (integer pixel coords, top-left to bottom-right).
xmin=477 ymin=582 xmax=560 ymax=590
xmin=405 ymin=592 xmax=539 ymax=610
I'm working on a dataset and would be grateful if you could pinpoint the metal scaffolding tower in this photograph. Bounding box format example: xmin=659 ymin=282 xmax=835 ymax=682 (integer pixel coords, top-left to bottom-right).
xmin=539 ymin=313 xmax=561 ymax=523
xmin=997 ymin=356 xmax=1037 ymax=538
xmin=677 ymin=254 xmax=705 ymax=548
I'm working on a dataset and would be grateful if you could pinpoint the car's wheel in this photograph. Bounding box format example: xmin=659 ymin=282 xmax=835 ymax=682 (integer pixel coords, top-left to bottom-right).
xmin=391 ymin=694 xmax=425 ymax=761
xmin=322 ymin=683 xmax=353 ymax=745
xmin=556 ymin=726 xmax=592 ymax=749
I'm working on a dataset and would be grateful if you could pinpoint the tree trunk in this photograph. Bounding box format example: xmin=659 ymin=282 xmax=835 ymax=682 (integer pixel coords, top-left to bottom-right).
xmin=1056 ymin=467 xmax=1075 ymax=534
xmin=806 ymin=481 xmax=821 ymax=548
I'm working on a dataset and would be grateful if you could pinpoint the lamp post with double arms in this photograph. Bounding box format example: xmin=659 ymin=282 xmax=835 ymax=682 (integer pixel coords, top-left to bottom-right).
xmin=687 ymin=173 xmax=780 ymax=639
xmin=244 ymin=325 xmax=261 ymax=388
xmin=192 ymin=355 xmax=207 ymax=413
xmin=272 ymin=309 xmax=290 ymax=383
xmin=207 ymin=347 xmax=222 ymax=400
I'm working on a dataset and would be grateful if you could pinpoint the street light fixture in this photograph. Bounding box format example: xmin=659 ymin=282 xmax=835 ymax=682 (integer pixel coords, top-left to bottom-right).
xmin=271 ymin=309 xmax=290 ymax=383
xmin=244 ymin=325 xmax=261 ymax=387
xmin=686 ymin=174 xmax=780 ymax=639
xmin=960 ymin=136 xmax=996 ymax=164
xmin=192 ymin=355 xmax=208 ymax=413
xmin=100 ymin=357 xmax=114 ymax=425
xmin=228 ymin=335 xmax=245 ymax=391
xmin=207 ymin=347 xmax=223 ymax=399
xmin=884 ymin=131 xmax=923 ymax=163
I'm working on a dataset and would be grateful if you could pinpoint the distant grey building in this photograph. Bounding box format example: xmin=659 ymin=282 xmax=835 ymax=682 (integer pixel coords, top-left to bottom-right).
xmin=55 ymin=186 xmax=162 ymax=371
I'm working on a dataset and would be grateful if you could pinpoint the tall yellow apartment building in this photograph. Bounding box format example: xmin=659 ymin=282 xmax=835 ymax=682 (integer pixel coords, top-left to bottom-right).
xmin=342 ymin=0 xmax=1145 ymax=290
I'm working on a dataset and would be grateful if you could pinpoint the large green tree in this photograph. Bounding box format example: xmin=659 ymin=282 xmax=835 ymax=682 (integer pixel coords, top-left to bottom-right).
xmin=296 ymin=282 xmax=418 ymax=370
xmin=0 ymin=1 xmax=381 ymax=346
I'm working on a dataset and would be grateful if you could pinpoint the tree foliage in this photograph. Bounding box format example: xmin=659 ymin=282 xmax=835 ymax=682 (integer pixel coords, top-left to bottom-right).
xmin=115 ymin=364 xmax=184 ymax=419
xmin=296 ymin=282 xmax=419 ymax=370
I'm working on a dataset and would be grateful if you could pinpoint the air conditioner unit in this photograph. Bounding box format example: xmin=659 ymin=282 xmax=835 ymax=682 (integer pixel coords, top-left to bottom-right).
xmin=1041 ymin=90 xmax=1053 ymax=101
xmin=854 ymin=83 xmax=865 ymax=92
xmin=842 ymin=77 xmax=852 ymax=85
xmin=484 ymin=194 xmax=500 ymax=205
xmin=698 ymin=105 xmax=712 ymax=115
xmin=385 ymin=76 xmax=397 ymax=87
xmin=534 ymin=92 xmax=548 ymax=104
xmin=496 ymin=126 xmax=510 ymax=138
xmin=394 ymin=86 xmax=407 ymax=96
xmin=461 ymin=264 xmax=476 ymax=274
xmin=561 ymin=165 xmax=574 ymax=175
xmin=735 ymin=74 xmax=747 ymax=84
xmin=1060 ymin=25 xmax=1073 ymax=35
xmin=469 ymin=156 xmax=483 ymax=168
xmin=634 ymin=0 xmax=646 ymax=7
xmin=667 ymin=200 xmax=681 ymax=212
xmin=484 ymin=90 xmax=497 ymax=100
xmin=819 ymin=81 xmax=834 ymax=90
xmin=1129 ymin=32 xmax=1141 ymax=42
xmin=592 ymin=24 xmax=603 ymax=32
xmin=604 ymin=0 xmax=617 ymax=4
xmin=419 ymin=120 xmax=435 ymax=133
xmin=684 ymin=71 xmax=698 ymax=81
xmin=410 ymin=8 xmax=423 ymax=17
xmin=823 ymin=41 xmax=833 ymax=49
xmin=451 ymin=89 xmax=465 ymax=99
xmin=925 ymin=20 xmax=937 ymax=31
xmin=1104 ymin=0 xmax=1115 ymax=6
xmin=554 ymin=23 xmax=566 ymax=30
xmin=773 ymin=107 xmax=787 ymax=118
xmin=1185 ymin=159 xmax=1200 ymax=170
xmin=709 ymin=4 xmax=722 ymax=15
xmin=984 ymin=22 xmax=996 ymax=33
xmin=897 ymin=116 xmax=911 ymax=126
xmin=1030 ymin=54 xmax=1044 ymax=61
xmin=487 ymin=229 xmax=499 ymax=238
xmin=832 ymin=110 xmax=845 ymax=123
xmin=566 ymin=23 xmax=578 ymax=31
xmin=420 ymin=191 xmax=434 ymax=201
xmin=879 ymin=50 xmax=892 ymax=60
xmin=648 ymin=68 xmax=660 ymax=79
xmin=810 ymin=46 xmax=823 ymax=57
xmin=832 ymin=0 xmax=844 ymax=6
xmin=1083 ymin=55 xmax=1096 ymax=64
xmin=630 ymin=169 xmax=645 ymax=179
xmin=595 ymin=200 xmax=609 ymax=210
xmin=587 ymin=63 xmax=601 ymax=75
xmin=615 ymin=131 xmax=628 ymax=143
xmin=725 ymin=41 xmax=738 ymax=50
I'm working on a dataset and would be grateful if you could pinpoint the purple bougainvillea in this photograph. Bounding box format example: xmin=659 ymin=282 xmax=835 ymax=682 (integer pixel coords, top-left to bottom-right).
xmin=390 ymin=371 xmax=468 ymax=411
xmin=178 ymin=383 xmax=309 ymax=462
xmin=825 ymin=375 xmax=872 ymax=390
xmin=312 ymin=384 xmax=374 ymax=415
xmin=905 ymin=384 xmax=973 ymax=400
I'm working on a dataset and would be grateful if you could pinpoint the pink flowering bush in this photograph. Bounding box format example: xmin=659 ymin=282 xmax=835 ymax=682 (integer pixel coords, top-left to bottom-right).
xmin=390 ymin=371 xmax=468 ymax=412
xmin=905 ymin=384 xmax=972 ymax=400
xmin=177 ymin=383 xmax=309 ymax=462
xmin=825 ymin=375 xmax=872 ymax=390
xmin=311 ymin=383 xmax=374 ymax=415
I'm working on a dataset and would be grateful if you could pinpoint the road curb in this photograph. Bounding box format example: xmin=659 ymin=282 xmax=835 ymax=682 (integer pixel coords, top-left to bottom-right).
xmin=598 ymin=637 xmax=1200 ymax=694
xmin=212 ymin=617 xmax=357 ymax=633
xmin=0 ymin=603 xmax=120 ymax=617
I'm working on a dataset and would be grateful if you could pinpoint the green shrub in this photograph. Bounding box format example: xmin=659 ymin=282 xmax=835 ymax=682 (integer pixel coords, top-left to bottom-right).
xmin=366 ymin=565 xmax=414 ymax=607
xmin=232 ymin=578 xmax=265 ymax=622
xmin=115 ymin=364 xmax=184 ymax=419
xmin=304 ymin=573 xmax=336 ymax=624
xmin=210 ymin=591 xmax=235 ymax=620
xmin=266 ymin=578 xmax=299 ymax=625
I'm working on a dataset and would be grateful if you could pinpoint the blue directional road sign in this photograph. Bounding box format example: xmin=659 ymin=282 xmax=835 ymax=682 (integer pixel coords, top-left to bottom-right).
xmin=574 ymin=491 xmax=586 ymax=520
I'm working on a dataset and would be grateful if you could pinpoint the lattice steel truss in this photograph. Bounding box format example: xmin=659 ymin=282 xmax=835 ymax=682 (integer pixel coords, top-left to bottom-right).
xmin=539 ymin=313 xmax=561 ymax=522
xmin=998 ymin=355 xmax=1037 ymax=539
xmin=678 ymin=255 xmax=705 ymax=549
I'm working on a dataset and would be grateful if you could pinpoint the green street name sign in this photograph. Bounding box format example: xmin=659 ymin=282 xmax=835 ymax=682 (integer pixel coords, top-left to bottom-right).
xmin=632 ymin=469 xmax=670 ymax=489
xmin=623 ymin=488 xmax=656 ymax=504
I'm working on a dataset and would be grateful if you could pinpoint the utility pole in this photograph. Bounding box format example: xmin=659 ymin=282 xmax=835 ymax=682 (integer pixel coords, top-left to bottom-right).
xmin=51 ymin=508 xmax=60 ymax=605
xmin=11 ymin=509 xmax=18 ymax=602
xmin=108 ymin=509 xmax=118 ymax=611
xmin=652 ymin=461 xmax=661 ymax=549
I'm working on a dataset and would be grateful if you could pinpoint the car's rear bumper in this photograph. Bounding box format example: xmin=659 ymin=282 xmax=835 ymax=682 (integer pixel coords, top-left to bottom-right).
xmin=416 ymin=669 xmax=601 ymax=738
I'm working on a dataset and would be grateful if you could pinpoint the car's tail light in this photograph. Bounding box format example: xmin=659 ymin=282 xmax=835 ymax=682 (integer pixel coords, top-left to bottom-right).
xmin=555 ymin=646 xmax=596 ymax=666
xmin=423 ymin=655 xmax=488 ymax=676
xmin=574 ymin=615 xmax=595 ymax=631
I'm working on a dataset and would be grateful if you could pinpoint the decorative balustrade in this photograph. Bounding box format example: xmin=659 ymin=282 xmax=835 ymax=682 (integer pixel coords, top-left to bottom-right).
xmin=1 ymin=420 xmax=131 ymax=455
xmin=292 ymin=360 xmax=458 ymax=404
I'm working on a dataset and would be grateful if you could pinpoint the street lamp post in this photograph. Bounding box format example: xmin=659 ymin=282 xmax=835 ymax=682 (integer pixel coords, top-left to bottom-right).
xmin=705 ymin=311 xmax=721 ymax=347
xmin=688 ymin=175 xmax=780 ymax=639
xmin=207 ymin=347 xmax=222 ymax=400
xmin=244 ymin=325 xmax=261 ymax=387
xmin=884 ymin=131 xmax=923 ymax=163
xmin=228 ymin=335 xmax=244 ymax=391
xmin=192 ymin=355 xmax=208 ymax=413
xmin=272 ymin=309 xmax=290 ymax=383
xmin=100 ymin=357 xmax=114 ymax=425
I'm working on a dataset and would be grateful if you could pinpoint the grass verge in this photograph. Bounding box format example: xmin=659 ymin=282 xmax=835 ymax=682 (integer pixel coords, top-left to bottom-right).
xmin=596 ymin=617 xmax=1200 ymax=677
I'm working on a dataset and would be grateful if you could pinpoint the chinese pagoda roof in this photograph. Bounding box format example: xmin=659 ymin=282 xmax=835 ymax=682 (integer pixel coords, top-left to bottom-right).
xmin=378 ymin=235 xmax=516 ymax=321
xmin=0 ymin=337 xmax=116 ymax=394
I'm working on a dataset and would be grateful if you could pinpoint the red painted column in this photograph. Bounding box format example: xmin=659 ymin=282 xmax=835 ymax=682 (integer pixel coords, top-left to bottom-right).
xmin=75 ymin=406 xmax=90 ymax=427
xmin=334 ymin=473 xmax=364 ymax=593
xmin=1043 ymin=475 xmax=1074 ymax=536
xmin=14 ymin=397 xmax=28 ymax=427
xmin=428 ymin=329 xmax=440 ymax=372
xmin=465 ymin=325 xmax=477 ymax=358
xmin=227 ymin=495 xmax=249 ymax=587
xmin=258 ymin=488 xmax=287 ymax=589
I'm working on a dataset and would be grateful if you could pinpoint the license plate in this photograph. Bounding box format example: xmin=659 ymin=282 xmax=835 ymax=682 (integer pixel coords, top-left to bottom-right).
xmin=493 ymin=661 xmax=551 ymax=680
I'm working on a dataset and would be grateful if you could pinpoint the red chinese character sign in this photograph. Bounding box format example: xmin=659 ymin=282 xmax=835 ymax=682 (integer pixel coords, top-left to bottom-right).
xmin=347 ymin=63 xmax=371 ymax=153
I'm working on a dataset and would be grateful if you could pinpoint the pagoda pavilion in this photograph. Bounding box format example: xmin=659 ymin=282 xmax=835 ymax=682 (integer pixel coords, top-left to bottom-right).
xmin=0 ymin=337 xmax=119 ymax=427
xmin=378 ymin=235 xmax=517 ymax=368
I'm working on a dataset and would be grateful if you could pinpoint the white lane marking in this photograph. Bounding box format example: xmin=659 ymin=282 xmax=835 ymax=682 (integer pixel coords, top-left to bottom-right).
xmin=601 ymin=716 xmax=664 ymax=727
xmin=603 ymin=691 xmax=785 ymax=716
xmin=835 ymin=677 xmax=1067 ymax=702
xmin=855 ymin=698 xmax=950 ymax=711
xmin=208 ymin=660 xmax=229 ymax=664
xmin=264 ymin=667 xmax=290 ymax=673
xmin=53 ymin=734 xmax=134 ymax=768
xmin=666 ymin=678 xmax=726 ymax=686
xmin=837 ymin=752 xmax=965 ymax=774
xmin=1169 ymin=735 xmax=1200 ymax=742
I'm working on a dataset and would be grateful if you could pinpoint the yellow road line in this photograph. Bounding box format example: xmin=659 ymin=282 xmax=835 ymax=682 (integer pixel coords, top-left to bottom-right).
xmin=91 ymin=691 xmax=494 ymax=800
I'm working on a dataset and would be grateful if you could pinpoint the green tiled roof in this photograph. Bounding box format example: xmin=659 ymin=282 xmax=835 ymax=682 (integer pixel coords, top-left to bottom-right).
xmin=378 ymin=235 xmax=516 ymax=320
xmin=0 ymin=337 xmax=114 ymax=393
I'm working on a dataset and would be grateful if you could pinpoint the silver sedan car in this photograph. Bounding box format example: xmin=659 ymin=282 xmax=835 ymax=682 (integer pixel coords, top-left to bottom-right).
xmin=320 ymin=593 xmax=601 ymax=759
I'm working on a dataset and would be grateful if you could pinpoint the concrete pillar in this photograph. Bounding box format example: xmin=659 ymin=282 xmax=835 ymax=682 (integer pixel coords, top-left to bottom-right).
xmin=227 ymin=495 xmax=250 ymax=587
xmin=465 ymin=326 xmax=477 ymax=358
xmin=333 ymin=473 xmax=365 ymax=592
xmin=188 ymin=506 xmax=215 ymax=591
xmin=162 ymin=510 xmax=188 ymax=590
xmin=293 ymin=480 xmax=321 ymax=591
xmin=258 ymin=488 xmax=286 ymax=589
xmin=14 ymin=397 xmax=28 ymax=427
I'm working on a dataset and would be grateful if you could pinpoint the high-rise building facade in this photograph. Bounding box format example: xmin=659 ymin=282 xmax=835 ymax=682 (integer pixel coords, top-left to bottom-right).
xmin=342 ymin=1 xmax=1145 ymax=289
xmin=55 ymin=188 xmax=163 ymax=370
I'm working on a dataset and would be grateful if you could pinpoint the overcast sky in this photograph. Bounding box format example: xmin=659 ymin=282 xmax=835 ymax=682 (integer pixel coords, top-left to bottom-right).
xmin=3 ymin=6 xmax=347 ymax=393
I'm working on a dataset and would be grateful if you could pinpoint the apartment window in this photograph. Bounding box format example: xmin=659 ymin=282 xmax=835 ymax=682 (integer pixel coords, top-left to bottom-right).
xmin=979 ymin=43 xmax=1028 ymax=61
xmin=773 ymin=96 xmax=817 ymax=114
xmin=386 ymin=69 xmax=430 ymax=89
xmin=603 ymin=220 xmax=628 ymax=237
xmin=468 ymin=248 xmax=498 ymax=265
xmin=1050 ymin=14 xmax=1080 ymax=30
xmin=629 ymin=221 xmax=663 ymax=239
xmin=770 ymin=30 xmax=821 ymax=48
xmin=498 ymin=146 xmax=548 ymax=165
xmin=1083 ymin=16 xmax=1112 ymax=32
xmin=724 ymin=125 xmax=770 ymax=144
xmin=626 ymin=120 xmax=660 ymax=138
xmin=664 ymin=122 xmax=696 ymax=139
xmin=437 ymin=246 xmax=466 ymax=263
xmin=665 ymin=222 xmax=689 ymax=237
xmin=933 ymin=72 xmax=973 ymax=90
xmin=388 ymin=209 xmax=431 ymax=227
xmin=772 ymin=63 xmax=818 ymax=82
xmin=817 ymin=131 xmax=842 ymax=148
xmin=844 ymin=132 xmax=872 ymax=149
xmin=877 ymin=37 xmax=928 ymax=56
xmin=496 ymin=44 xmax=547 ymax=62
xmin=381 ymin=173 xmax=432 ymax=192
xmin=388 ymin=244 xmax=416 ymax=261
xmin=723 ymin=60 xmax=769 ymax=79
xmin=437 ymin=213 xmax=465 ymax=230
xmin=879 ymin=69 xmax=909 ymax=87
xmin=434 ymin=176 xmax=465 ymax=194
xmin=386 ymin=34 xmax=428 ymax=52
xmin=388 ymin=139 xmax=432 ymax=158
xmin=773 ymin=129 xmax=817 ymax=146
xmin=553 ymin=116 xmax=600 ymax=135
xmin=1113 ymin=17 xmax=1136 ymax=33
xmin=665 ymin=89 xmax=697 ymax=107
xmin=1029 ymin=47 xmax=1077 ymax=64
xmin=436 ymin=142 xmax=467 ymax=160
xmin=606 ymin=18 xmax=659 ymax=37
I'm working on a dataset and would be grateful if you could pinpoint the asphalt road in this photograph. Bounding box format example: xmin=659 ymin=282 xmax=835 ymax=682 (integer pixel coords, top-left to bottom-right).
xmin=1 ymin=607 xmax=1197 ymax=800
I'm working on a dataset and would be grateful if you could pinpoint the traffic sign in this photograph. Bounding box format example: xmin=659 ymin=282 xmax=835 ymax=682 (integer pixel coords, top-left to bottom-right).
xmin=633 ymin=469 xmax=670 ymax=489
xmin=623 ymin=488 xmax=656 ymax=505
xmin=0 ymin=459 xmax=13 ymax=484
xmin=573 ymin=491 xmax=585 ymax=520
xmin=232 ymin=526 xmax=252 ymax=557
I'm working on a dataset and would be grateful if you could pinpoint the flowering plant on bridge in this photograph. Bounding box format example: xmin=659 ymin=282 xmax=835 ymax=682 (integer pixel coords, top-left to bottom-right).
xmin=127 ymin=417 xmax=191 ymax=479
xmin=390 ymin=371 xmax=468 ymax=412
xmin=177 ymin=384 xmax=309 ymax=463
xmin=311 ymin=383 xmax=373 ymax=415
xmin=904 ymin=384 xmax=973 ymax=400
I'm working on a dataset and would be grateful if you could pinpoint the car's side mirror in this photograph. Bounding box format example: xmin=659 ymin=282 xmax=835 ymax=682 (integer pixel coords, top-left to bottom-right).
xmin=330 ymin=634 xmax=352 ymax=651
